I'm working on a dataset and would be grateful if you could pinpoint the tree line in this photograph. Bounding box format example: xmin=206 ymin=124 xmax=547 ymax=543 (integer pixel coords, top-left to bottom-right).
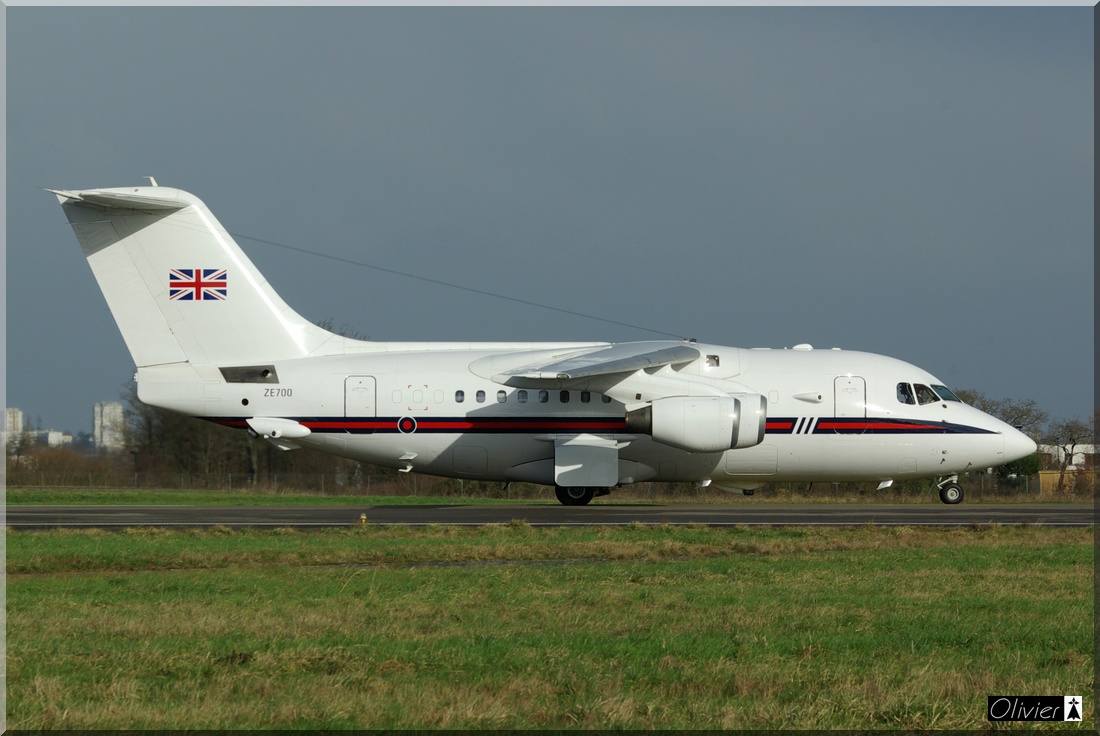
xmin=953 ymin=390 xmax=1095 ymax=493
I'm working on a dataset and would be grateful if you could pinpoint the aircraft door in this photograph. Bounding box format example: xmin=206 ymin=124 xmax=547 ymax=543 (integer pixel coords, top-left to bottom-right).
xmin=834 ymin=376 xmax=866 ymax=418
xmin=345 ymin=376 xmax=377 ymax=418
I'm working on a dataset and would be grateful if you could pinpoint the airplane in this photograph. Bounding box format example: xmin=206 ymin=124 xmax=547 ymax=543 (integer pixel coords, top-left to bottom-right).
xmin=50 ymin=184 xmax=1037 ymax=506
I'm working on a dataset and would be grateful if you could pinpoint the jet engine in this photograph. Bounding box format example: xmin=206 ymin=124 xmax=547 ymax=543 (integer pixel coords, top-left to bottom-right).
xmin=624 ymin=394 xmax=767 ymax=453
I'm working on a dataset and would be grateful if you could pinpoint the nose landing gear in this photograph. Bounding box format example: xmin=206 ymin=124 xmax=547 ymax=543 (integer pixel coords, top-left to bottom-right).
xmin=936 ymin=476 xmax=964 ymax=504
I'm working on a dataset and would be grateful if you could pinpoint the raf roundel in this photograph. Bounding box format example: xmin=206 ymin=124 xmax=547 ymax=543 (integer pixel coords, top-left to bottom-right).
xmin=398 ymin=417 xmax=417 ymax=434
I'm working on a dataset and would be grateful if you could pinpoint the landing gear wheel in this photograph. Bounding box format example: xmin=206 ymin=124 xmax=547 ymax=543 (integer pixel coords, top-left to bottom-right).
xmin=555 ymin=486 xmax=595 ymax=506
xmin=938 ymin=482 xmax=964 ymax=505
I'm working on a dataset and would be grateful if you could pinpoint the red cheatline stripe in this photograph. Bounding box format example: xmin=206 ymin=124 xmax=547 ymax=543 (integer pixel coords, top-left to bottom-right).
xmin=419 ymin=420 xmax=627 ymax=430
xmin=300 ymin=419 xmax=628 ymax=431
xmin=767 ymin=421 xmax=794 ymax=430
xmin=424 ymin=418 xmax=624 ymax=431
xmin=303 ymin=421 xmax=395 ymax=430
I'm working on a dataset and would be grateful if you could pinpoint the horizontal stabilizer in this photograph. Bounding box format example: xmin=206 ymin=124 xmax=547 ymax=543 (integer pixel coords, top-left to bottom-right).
xmin=47 ymin=188 xmax=189 ymax=211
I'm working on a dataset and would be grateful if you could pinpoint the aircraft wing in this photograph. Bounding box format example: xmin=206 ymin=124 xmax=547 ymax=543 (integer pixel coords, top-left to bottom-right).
xmin=492 ymin=341 xmax=700 ymax=383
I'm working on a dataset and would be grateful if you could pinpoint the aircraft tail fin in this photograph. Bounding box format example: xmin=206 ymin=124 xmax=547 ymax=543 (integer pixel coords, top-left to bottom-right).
xmin=51 ymin=186 xmax=344 ymax=368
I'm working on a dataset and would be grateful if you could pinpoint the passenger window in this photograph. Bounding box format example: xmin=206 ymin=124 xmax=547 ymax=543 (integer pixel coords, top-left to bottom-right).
xmin=914 ymin=384 xmax=939 ymax=405
xmin=601 ymin=395 xmax=612 ymax=404
xmin=455 ymin=390 xmax=464 ymax=403
xmin=538 ymin=390 xmax=549 ymax=404
xmin=517 ymin=390 xmax=528 ymax=404
xmin=497 ymin=390 xmax=507 ymax=403
xmin=581 ymin=391 xmax=591 ymax=403
xmin=896 ymin=383 xmax=915 ymax=405
xmin=560 ymin=390 xmax=570 ymax=404
xmin=706 ymin=355 xmax=719 ymax=367
xmin=476 ymin=390 xmax=486 ymax=403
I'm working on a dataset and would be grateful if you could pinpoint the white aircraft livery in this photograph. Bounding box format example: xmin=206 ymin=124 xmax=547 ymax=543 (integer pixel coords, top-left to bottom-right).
xmin=51 ymin=185 xmax=1037 ymax=505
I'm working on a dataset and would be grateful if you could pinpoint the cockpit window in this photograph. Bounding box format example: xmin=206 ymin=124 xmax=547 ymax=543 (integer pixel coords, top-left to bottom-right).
xmin=914 ymin=384 xmax=940 ymax=405
xmin=896 ymin=383 xmax=916 ymax=405
xmin=932 ymin=384 xmax=961 ymax=402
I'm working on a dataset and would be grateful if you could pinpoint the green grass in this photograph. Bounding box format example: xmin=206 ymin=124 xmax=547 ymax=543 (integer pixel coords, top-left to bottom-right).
xmin=4 ymin=488 xmax=548 ymax=506
xmin=7 ymin=525 xmax=1093 ymax=729
xmin=6 ymin=485 xmax=1084 ymax=506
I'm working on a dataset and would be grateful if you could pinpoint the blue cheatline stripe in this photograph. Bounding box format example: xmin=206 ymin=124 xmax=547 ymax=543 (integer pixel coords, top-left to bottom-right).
xmin=767 ymin=417 xmax=995 ymax=435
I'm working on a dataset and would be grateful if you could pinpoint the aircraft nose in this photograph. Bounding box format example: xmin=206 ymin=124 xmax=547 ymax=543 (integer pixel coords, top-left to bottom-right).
xmin=1003 ymin=427 xmax=1038 ymax=463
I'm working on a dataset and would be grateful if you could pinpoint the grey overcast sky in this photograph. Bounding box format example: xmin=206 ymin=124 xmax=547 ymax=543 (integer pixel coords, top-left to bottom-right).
xmin=6 ymin=6 xmax=1093 ymax=435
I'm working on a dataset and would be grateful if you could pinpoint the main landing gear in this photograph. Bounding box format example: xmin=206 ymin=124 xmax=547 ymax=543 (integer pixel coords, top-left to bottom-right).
xmin=936 ymin=476 xmax=964 ymax=505
xmin=554 ymin=486 xmax=612 ymax=506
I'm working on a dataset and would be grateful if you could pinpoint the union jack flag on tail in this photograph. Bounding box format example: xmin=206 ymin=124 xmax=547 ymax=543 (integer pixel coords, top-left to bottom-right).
xmin=169 ymin=268 xmax=228 ymax=301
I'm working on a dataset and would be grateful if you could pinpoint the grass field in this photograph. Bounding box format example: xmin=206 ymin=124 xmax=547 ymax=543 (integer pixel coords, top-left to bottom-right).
xmin=4 ymin=484 xmax=1085 ymax=506
xmin=6 ymin=523 xmax=1093 ymax=729
xmin=5 ymin=487 xmax=536 ymax=507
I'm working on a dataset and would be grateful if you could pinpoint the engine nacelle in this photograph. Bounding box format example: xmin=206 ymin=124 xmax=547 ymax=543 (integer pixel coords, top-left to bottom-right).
xmin=732 ymin=393 xmax=768 ymax=449
xmin=624 ymin=394 xmax=767 ymax=453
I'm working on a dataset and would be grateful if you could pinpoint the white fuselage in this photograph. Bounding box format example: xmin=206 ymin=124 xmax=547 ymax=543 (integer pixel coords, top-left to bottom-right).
xmin=140 ymin=340 xmax=1033 ymax=490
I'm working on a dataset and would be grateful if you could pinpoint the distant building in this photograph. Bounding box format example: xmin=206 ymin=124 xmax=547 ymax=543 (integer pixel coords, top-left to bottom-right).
xmin=1038 ymin=444 xmax=1098 ymax=472
xmin=5 ymin=407 xmax=25 ymax=436
xmin=35 ymin=430 xmax=73 ymax=448
xmin=94 ymin=401 xmax=126 ymax=451
xmin=5 ymin=407 xmax=25 ymax=452
xmin=5 ymin=409 xmax=80 ymax=451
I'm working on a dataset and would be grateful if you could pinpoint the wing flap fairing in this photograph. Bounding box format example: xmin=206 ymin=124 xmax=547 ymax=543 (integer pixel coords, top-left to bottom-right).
xmin=492 ymin=341 xmax=700 ymax=383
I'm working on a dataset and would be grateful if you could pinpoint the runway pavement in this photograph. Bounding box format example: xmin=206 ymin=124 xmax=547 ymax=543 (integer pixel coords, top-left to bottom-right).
xmin=6 ymin=503 xmax=1094 ymax=528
